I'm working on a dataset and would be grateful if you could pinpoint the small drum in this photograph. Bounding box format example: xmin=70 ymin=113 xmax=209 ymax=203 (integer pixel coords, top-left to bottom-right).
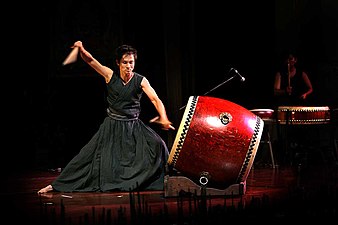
xmin=168 ymin=96 xmax=264 ymax=189
xmin=250 ymin=109 xmax=275 ymax=122
xmin=277 ymin=106 xmax=330 ymax=125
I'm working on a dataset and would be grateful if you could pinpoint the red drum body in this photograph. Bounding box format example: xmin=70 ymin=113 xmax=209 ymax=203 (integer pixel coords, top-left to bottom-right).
xmin=168 ymin=96 xmax=264 ymax=189
xmin=277 ymin=106 xmax=330 ymax=125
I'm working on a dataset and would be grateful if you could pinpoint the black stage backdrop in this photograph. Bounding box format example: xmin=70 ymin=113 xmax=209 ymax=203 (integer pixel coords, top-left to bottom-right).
xmin=12 ymin=0 xmax=338 ymax=172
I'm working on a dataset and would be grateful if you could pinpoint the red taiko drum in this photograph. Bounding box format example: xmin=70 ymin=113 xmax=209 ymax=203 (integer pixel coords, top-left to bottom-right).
xmin=168 ymin=96 xmax=264 ymax=189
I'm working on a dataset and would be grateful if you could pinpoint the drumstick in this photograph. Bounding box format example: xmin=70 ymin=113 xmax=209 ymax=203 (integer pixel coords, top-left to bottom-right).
xmin=287 ymin=63 xmax=291 ymax=95
xmin=149 ymin=116 xmax=175 ymax=130
xmin=62 ymin=47 xmax=79 ymax=66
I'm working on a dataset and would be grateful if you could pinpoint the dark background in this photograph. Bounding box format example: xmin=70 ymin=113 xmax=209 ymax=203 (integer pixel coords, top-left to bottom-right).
xmin=13 ymin=0 xmax=338 ymax=171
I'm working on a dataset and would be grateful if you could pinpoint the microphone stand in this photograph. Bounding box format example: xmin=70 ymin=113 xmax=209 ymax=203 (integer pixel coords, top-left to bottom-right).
xmin=178 ymin=69 xmax=238 ymax=111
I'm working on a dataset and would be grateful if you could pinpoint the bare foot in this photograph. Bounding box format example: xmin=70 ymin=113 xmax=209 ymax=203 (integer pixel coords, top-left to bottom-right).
xmin=37 ymin=185 xmax=53 ymax=194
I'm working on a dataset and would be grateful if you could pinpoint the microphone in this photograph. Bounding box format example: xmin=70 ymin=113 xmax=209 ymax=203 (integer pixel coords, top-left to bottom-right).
xmin=231 ymin=68 xmax=246 ymax=82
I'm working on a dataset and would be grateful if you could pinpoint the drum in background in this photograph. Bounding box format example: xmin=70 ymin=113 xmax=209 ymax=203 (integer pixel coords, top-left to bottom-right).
xmin=277 ymin=106 xmax=330 ymax=125
xmin=250 ymin=108 xmax=278 ymax=141
xmin=250 ymin=109 xmax=275 ymax=122
xmin=168 ymin=96 xmax=264 ymax=189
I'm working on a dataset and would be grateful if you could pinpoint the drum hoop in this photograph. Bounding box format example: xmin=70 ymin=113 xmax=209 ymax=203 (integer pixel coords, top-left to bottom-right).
xmin=277 ymin=106 xmax=330 ymax=112
xmin=237 ymin=116 xmax=264 ymax=182
xmin=168 ymin=96 xmax=198 ymax=166
xmin=250 ymin=109 xmax=274 ymax=112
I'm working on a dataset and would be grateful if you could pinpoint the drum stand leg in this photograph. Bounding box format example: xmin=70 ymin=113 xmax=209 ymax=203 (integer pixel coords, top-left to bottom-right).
xmin=334 ymin=109 xmax=338 ymax=162
xmin=256 ymin=124 xmax=276 ymax=168
xmin=331 ymin=119 xmax=338 ymax=163
xmin=335 ymin=139 xmax=338 ymax=162
xmin=267 ymin=131 xmax=276 ymax=168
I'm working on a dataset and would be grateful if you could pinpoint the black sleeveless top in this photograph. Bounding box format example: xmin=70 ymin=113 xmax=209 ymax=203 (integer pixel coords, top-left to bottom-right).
xmin=106 ymin=72 xmax=144 ymax=119
xmin=275 ymin=67 xmax=309 ymax=106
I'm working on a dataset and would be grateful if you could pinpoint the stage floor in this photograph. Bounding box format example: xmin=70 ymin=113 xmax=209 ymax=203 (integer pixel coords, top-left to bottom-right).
xmin=2 ymin=149 xmax=338 ymax=225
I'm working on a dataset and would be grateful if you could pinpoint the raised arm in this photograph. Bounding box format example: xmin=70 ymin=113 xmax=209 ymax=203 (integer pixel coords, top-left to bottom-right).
xmin=73 ymin=41 xmax=113 ymax=83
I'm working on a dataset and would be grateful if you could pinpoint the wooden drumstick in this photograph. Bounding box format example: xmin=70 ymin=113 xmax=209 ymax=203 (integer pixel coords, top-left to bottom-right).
xmin=62 ymin=47 xmax=79 ymax=66
xmin=287 ymin=62 xmax=291 ymax=95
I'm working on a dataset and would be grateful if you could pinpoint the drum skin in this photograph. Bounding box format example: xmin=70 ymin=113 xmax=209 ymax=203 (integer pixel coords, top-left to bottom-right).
xmin=250 ymin=109 xmax=274 ymax=121
xmin=168 ymin=96 xmax=264 ymax=189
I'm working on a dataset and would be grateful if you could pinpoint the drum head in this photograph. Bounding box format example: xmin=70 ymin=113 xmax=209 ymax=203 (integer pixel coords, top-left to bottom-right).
xmin=250 ymin=109 xmax=274 ymax=121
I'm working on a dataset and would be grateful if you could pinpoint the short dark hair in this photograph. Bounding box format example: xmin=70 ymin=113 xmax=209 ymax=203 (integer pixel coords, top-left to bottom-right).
xmin=115 ymin=45 xmax=138 ymax=62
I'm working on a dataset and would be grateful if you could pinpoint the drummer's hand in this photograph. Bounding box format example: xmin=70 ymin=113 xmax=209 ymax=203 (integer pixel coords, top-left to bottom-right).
xmin=300 ymin=93 xmax=307 ymax=99
xmin=149 ymin=116 xmax=175 ymax=130
xmin=72 ymin=41 xmax=83 ymax=48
